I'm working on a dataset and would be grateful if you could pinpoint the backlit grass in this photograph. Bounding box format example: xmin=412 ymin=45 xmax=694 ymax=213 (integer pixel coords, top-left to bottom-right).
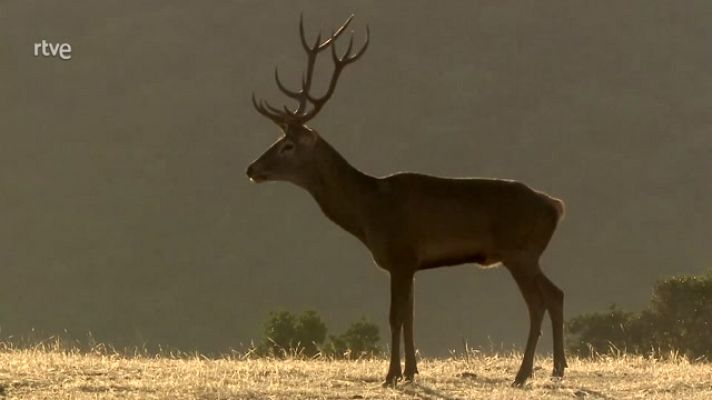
xmin=0 ymin=344 xmax=710 ymax=399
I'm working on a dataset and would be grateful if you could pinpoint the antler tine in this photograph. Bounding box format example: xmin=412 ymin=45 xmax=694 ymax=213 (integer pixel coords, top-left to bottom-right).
xmin=347 ymin=25 xmax=369 ymax=62
xmin=337 ymin=26 xmax=369 ymax=64
xmin=252 ymin=93 xmax=286 ymax=124
xmin=263 ymin=100 xmax=286 ymax=115
xmin=295 ymin=16 xmax=322 ymax=114
xmin=298 ymin=14 xmax=311 ymax=52
xmin=300 ymin=24 xmax=369 ymax=121
xmin=300 ymin=13 xmax=354 ymax=52
xmin=332 ymin=33 xmax=355 ymax=64
xmin=293 ymin=14 xmax=355 ymax=115
xmin=274 ymin=67 xmax=301 ymax=99
xmin=319 ymin=14 xmax=354 ymax=49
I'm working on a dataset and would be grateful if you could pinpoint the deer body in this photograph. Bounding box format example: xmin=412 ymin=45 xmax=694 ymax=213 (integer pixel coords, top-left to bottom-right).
xmin=247 ymin=15 xmax=567 ymax=387
xmin=301 ymin=138 xmax=562 ymax=272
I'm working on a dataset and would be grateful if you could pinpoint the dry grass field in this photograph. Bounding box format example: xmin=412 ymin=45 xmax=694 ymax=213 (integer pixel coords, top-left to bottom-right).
xmin=0 ymin=345 xmax=711 ymax=399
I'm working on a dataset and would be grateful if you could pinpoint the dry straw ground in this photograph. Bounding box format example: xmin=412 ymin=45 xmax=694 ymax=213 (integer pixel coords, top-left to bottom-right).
xmin=0 ymin=345 xmax=711 ymax=399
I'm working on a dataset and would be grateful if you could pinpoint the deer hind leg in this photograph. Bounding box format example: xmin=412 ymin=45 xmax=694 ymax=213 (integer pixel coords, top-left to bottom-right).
xmin=508 ymin=262 xmax=546 ymax=387
xmin=535 ymin=273 xmax=567 ymax=377
xmin=384 ymin=271 xmax=413 ymax=387
xmin=403 ymin=276 xmax=418 ymax=381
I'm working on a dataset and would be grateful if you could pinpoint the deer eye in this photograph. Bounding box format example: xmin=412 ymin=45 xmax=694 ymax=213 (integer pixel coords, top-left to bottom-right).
xmin=281 ymin=142 xmax=295 ymax=153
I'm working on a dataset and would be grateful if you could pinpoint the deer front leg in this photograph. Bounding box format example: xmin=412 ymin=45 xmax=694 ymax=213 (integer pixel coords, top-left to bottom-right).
xmin=403 ymin=276 xmax=418 ymax=381
xmin=384 ymin=272 xmax=412 ymax=387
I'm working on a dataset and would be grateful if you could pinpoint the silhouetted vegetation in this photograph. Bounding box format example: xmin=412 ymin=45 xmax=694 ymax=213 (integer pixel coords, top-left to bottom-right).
xmin=260 ymin=310 xmax=327 ymax=357
xmin=567 ymin=271 xmax=712 ymax=359
xmin=258 ymin=311 xmax=380 ymax=358
xmin=325 ymin=317 xmax=381 ymax=359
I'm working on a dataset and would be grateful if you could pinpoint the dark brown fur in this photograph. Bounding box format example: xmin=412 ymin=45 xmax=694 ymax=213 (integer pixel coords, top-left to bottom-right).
xmin=249 ymin=136 xmax=567 ymax=386
xmin=247 ymin=15 xmax=566 ymax=387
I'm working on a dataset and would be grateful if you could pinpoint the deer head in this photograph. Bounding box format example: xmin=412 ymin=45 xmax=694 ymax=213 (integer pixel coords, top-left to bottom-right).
xmin=246 ymin=15 xmax=369 ymax=186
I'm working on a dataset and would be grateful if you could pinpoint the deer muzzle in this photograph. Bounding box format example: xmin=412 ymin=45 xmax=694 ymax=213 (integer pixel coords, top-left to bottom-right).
xmin=246 ymin=163 xmax=268 ymax=183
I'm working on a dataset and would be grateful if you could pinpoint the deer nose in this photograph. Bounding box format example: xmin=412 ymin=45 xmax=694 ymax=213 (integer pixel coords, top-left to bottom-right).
xmin=246 ymin=163 xmax=266 ymax=183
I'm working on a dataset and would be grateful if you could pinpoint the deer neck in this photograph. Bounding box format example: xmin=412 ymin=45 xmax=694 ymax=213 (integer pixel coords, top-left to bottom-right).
xmin=303 ymin=138 xmax=377 ymax=242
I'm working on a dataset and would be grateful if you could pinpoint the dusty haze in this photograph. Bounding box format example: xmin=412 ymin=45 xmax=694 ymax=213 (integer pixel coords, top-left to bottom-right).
xmin=0 ymin=1 xmax=710 ymax=355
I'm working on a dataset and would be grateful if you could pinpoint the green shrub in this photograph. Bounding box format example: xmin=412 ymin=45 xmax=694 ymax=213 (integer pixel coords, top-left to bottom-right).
xmin=260 ymin=310 xmax=326 ymax=357
xmin=257 ymin=310 xmax=381 ymax=358
xmin=566 ymin=305 xmax=639 ymax=356
xmin=326 ymin=318 xmax=381 ymax=359
xmin=566 ymin=271 xmax=712 ymax=359
xmin=646 ymin=274 xmax=712 ymax=357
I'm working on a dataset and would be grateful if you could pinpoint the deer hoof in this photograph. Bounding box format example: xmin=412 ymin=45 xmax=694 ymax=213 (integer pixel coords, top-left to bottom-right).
xmin=382 ymin=372 xmax=402 ymax=388
xmin=404 ymin=368 xmax=418 ymax=383
xmin=512 ymin=371 xmax=531 ymax=388
xmin=552 ymin=365 xmax=565 ymax=378
xmin=552 ymin=357 xmax=567 ymax=378
xmin=511 ymin=379 xmax=526 ymax=388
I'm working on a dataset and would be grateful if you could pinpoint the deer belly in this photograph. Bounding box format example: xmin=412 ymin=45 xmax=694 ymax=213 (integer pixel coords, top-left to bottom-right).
xmin=418 ymin=240 xmax=496 ymax=270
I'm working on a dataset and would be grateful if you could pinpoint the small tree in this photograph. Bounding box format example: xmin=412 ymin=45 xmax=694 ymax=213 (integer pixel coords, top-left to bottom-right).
xmin=261 ymin=310 xmax=327 ymax=357
xmin=327 ymin=318 xmax=381 ymax=358
xmin=262 ymin=310 xmax=297 ymax=355
xmin=295 ymin=310 xmax=327 ymax=356
xmin=646 ymin=273 xmax=712 ymax=358
xmin=566 ymin=305 xmax=640 ymax=356
xmin=566 ymin=270 xmax=712 ymax=359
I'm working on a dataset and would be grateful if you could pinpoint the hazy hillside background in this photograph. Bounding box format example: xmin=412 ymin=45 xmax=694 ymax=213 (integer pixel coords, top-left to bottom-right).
xmin=0 ymin=1 xmax=710 ymax=355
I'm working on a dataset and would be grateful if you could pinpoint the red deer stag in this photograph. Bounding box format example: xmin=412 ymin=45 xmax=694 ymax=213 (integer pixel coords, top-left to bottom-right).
xmin=246 ymin=15 xmax=567 ymax=387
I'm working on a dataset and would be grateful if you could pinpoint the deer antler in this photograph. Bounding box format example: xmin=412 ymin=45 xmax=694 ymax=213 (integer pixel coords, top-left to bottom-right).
xmin=252 ymin=14 xmax=369 ymax=126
